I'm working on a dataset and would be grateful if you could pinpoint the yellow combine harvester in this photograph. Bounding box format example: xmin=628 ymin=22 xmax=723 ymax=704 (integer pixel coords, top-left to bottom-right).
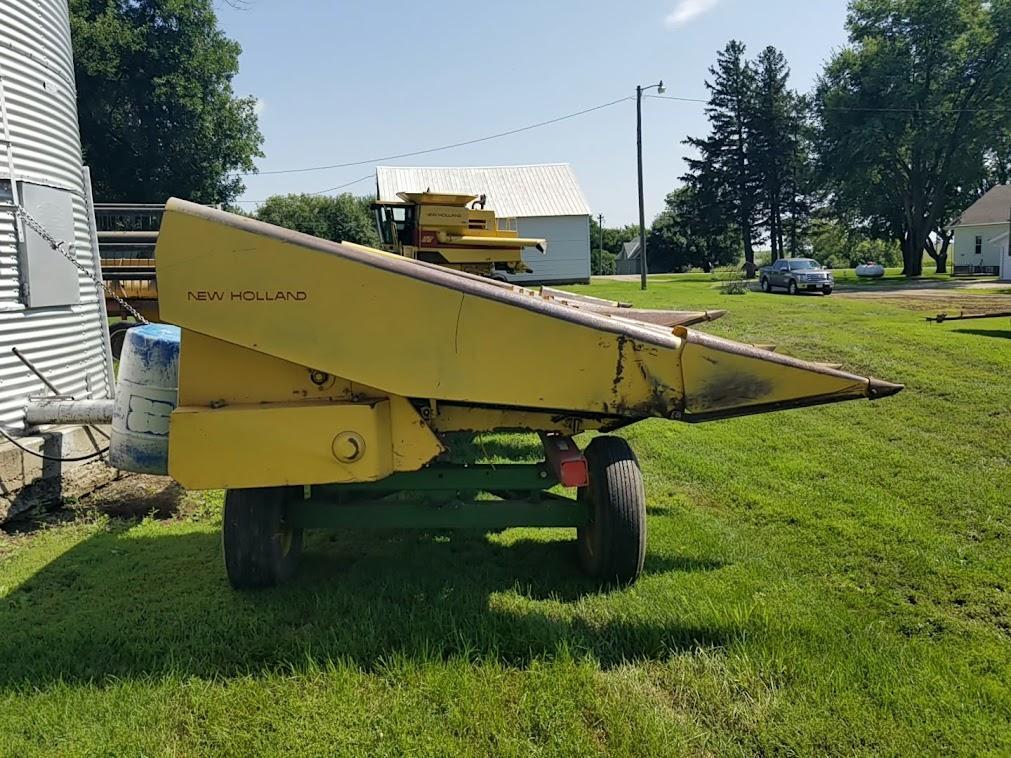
xmin=102 ymin=259 xmax=159 ymax=356
xmin=372 ymin=191 xmax=546 ymax=279
xmin=147 ymin=199 xmax=902 ymax=590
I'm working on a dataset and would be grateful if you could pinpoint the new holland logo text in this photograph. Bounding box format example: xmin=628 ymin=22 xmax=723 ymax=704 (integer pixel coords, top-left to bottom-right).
xmin=187 ymin=290 xmax=307 ymax=302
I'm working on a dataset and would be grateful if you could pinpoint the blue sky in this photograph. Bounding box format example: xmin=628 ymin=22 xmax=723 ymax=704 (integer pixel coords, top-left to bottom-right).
xmin=220 ymin=0 xmax=851 ymax=225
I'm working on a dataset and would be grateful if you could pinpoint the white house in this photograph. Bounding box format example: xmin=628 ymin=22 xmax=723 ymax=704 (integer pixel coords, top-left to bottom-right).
xmin=376 ymin=164 xmax=592 ymax=284
xmin=948 ymin=185 xmax=1011 ymax=276
xmin=992 ymin=231 xmax=1011 ymax=281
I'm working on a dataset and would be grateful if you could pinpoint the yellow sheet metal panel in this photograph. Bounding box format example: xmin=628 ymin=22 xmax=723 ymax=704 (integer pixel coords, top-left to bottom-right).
xmin=155 ymin=200 xmax=687 ymax=418
xmin=156 ymin=200 xmax=901 ymax=425
xmin=675 ymin=327 xmax=870 ymax=416
xmin=169 ymin=399 xmax=443 ymax=490
xmin=177 ymin=329 xmax=356 ymax=406
xmin=389 ymin=395 xmax=446 ymax=467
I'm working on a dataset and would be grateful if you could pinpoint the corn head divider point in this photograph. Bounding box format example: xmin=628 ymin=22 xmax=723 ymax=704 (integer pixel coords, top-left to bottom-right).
xmin=130 ymin=199 xmax=902 ymax=589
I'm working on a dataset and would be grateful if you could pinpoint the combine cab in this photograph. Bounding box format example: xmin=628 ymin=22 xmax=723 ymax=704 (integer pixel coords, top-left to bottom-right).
xmin=372 ymin=191 xmax=546 ymax=279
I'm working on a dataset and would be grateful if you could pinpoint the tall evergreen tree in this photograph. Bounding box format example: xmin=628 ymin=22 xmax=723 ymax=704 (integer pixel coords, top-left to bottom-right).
xmin=683 ymin=41 xmax=761 ymax=275
xmin=750 ymin=46 xmax=805 ymax=261
xmin=648 ymin=187 xmax=740 ymax=272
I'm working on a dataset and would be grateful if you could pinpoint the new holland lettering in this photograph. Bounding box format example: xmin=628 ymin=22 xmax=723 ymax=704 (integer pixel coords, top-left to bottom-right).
xmin=186 ymin=290 xmax=307 ymax=302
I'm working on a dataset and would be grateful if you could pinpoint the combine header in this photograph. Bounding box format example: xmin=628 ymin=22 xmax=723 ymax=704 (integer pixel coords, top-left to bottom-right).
xmin=116 ymin=199 xmax=902 ymax=590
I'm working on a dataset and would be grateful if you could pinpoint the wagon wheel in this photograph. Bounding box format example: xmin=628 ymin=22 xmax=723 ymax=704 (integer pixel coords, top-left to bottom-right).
xmin=576 ymin=435 xmax=646 ymax=586
xmin=222 ymin=487 xmax=304 ymax=589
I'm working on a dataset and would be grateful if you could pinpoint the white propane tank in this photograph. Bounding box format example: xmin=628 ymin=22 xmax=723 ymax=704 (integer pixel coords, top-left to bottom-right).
xmin=110 ymin=324 xmax=181 ymax=474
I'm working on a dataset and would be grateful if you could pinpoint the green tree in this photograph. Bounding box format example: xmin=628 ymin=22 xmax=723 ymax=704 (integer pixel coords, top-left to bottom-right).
xmin=71 ymin=0 xmax=263 ymax=204
xmin=255 ymin=194 xmax=380 ymax=247
xmin=684 ymin=41 xmax=761 ymax=275
xmin=588 ymin=217 xmax=641 ymax=257
xmin=750 ymin=47 xmax=812 ymax=260
xmin=816 ymin=0 xmax=1011 ymax=275
xmin=590 ymin=248 xmax=616 ymax=275
xmin=647 ymin=187 xmax=740 ymax=272
xmin=808 ymin=217 xmax=902 ymax=268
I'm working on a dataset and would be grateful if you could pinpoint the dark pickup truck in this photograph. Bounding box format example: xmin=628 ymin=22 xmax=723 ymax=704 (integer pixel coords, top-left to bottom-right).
xmin=759 ymin=258 xmax=834 ymax=295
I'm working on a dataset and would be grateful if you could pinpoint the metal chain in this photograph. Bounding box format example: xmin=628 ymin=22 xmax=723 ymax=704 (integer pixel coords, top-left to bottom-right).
xmin=13 ymin=202 xmax=149 ymax=324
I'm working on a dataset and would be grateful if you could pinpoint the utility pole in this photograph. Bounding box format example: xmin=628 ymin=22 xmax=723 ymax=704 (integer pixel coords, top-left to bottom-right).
xmin=635 ymin=80 xmax=664 ymax=290
xmin=597 ymin=213 xmax=604 ymax=259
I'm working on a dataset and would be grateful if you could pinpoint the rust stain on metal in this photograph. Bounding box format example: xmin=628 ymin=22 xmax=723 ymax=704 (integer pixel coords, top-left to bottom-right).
xmin=693 ymin=373 xmax=773 ymax=411
xmin=611 ymin=334 xmax=629 ymax=397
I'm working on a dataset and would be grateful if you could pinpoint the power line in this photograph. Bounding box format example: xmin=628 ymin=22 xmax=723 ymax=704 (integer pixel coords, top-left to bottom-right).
xmin=231 ymin=89 xmax=1011 ymax=206
xmin=232 ymin=173 xmax=374 ymax=204
xmin=307 ymin=173 xmax=375 ymax=196
xmin=242 ymin=96 xmax=633 ymax=177
xmin=646 ymin=93 xmax=1011 ymax=114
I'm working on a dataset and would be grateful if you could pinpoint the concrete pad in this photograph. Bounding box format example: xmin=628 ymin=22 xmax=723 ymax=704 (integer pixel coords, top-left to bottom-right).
xmin=0 ymin=425 xmax=120 ymax=523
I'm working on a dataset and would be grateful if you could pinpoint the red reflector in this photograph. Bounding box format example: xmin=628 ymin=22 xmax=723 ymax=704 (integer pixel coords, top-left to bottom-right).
xmin=541 ymin=434 xmax=588 ymax=488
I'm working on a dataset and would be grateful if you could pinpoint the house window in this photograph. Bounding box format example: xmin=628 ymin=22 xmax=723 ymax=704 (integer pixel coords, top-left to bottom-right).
xmin=975 ymin=235 xmax=983 ymax=256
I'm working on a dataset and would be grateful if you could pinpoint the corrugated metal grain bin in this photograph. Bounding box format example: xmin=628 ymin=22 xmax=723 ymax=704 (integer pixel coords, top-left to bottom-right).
xmin=0 ymin=0 xmax=113 ymax=433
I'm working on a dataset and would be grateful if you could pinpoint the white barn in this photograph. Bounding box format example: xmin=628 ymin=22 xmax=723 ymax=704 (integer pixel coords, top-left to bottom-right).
xmin=376 ymin=164 xmax=592 ymax=284
xmin=948 ymin=185 xmax=1011 ymax=276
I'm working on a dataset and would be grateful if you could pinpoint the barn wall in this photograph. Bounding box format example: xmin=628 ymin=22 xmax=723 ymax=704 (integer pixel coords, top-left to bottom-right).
xmin=506 ymin=215 xmax=591 ymax=285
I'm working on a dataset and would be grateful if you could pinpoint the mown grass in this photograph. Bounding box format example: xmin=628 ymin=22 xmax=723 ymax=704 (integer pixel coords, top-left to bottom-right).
xmin=2 ymin=279 xmax=1009 ymax=755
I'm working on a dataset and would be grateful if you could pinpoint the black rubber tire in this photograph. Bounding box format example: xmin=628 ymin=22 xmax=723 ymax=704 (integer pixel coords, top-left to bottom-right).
xmin=822 ymin=286 xmax=833 ymax=295
xmin=577 ymin=436 xmax=647 ymax=587
xmin=108 ymin=322 xmax=133 ymax=360
xmin=760 ymin=277 xmax=771 ymax=293
xmin=222 ymin=487 xmax=304 ymax=589
xmin=787 ymin=279 xmax=798 ymax=295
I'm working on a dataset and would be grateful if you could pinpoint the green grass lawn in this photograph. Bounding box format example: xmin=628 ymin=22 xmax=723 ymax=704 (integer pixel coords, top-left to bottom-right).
xmin=2 ymin=280 xmax=1010 ymax=755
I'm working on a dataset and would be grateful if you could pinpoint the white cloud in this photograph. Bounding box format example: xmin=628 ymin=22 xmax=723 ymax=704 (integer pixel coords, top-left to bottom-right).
xmin=664 ymin=0 xmax=721 ymax=28
xmin=252 ymin=98 xmax=266 ymax=116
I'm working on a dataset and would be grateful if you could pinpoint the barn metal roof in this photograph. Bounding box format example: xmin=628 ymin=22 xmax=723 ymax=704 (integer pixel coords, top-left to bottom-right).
xmin=949 ymin=184 xmax=1011 ymax=227
xmin=376 ymin=164 xmax=591 ymax=218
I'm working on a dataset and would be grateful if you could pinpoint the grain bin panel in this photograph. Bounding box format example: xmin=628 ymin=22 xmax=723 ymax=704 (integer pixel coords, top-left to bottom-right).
xmin=0 ymin=0 xmax=113 ymax=431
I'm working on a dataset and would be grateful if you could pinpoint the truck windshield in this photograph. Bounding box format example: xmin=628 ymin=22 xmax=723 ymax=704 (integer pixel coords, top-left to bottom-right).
xmin=789 ymin=259 xmax=821 ymax=270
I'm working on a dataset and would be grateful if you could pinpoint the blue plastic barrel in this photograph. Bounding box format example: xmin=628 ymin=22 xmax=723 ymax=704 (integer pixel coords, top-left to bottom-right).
xmin=109 ymin=324 xmax=180 ymax=474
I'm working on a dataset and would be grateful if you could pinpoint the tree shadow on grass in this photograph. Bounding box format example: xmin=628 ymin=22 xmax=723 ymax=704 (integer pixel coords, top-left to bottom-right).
xmin=952 ymin=328 xmax=1011 ymax=340
xmin=0 ymin=521 xmax=732 ymax=688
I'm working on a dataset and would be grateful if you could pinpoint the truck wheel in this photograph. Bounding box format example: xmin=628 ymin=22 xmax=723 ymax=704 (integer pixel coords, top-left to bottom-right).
xmin=577 ymin=436 xmax=646 ymax=587
xmin=822 ymin=286 xmax=833 ymax=295
xmin=223 ymin=487 xmax=304 ymax=589
xmin=787 ymin=279 xmax=798 ymax=295
xmin=760 ymin=277 xmax=771 ymax=293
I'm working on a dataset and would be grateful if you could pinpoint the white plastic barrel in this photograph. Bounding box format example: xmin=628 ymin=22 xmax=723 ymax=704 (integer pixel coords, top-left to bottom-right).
xmin=109 ymin=324 xmax=181 ymax=474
